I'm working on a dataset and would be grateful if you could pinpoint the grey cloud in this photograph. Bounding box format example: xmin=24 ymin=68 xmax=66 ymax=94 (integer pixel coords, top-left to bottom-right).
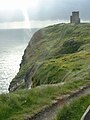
xmin=28 ymin=0 xmax=90 ymax=21
xmin=0 ymin=0 xmax=90 ymax=22
xmin=0 ymin=10 xmax=24 ymax=22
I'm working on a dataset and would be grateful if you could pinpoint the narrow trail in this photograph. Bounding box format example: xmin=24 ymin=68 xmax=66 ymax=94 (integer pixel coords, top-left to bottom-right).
xmin=26 ymin=85 xmax=90 ymax=120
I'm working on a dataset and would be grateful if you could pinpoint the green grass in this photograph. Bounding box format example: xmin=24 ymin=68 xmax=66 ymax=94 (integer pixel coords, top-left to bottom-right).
xmin=32 ymin=51 xmax=90 ymax=87
xmin=5 ymin=23 xmax=90 ymax=120
xmin=55 ymin=94 xmax=90 ymax=120
xmin=0 ymin=79 xmax=89 ymax=120
xmin=9 ymin=23 xmax=90 ymax=91
xmin=7 ymin=23 xmax=90 ymax=119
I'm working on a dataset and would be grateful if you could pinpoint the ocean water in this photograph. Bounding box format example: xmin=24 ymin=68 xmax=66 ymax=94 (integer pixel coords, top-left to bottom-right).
xmin=0 ymin=44 xmax=27 ymax=93
xmin=0 ymin=29 xmax=36 ymax=94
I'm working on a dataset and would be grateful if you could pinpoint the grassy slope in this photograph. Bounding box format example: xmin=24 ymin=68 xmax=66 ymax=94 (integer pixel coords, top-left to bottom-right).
xmin=0 ymin=81 xmax=89 ymax=120
xmin=55 ymin=94 xmax=90 ymax=120
xmin=6 ymin=23 xmax=90 ymax=119
xmin=31 ymin=23 xmax=90 ymax=87
xmin=9 ymin=23 xmax=90 ymax=90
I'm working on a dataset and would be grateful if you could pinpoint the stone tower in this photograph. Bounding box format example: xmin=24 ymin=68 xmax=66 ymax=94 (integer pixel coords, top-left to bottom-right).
xmin=70 ymin=11 xmax=80 ymax=24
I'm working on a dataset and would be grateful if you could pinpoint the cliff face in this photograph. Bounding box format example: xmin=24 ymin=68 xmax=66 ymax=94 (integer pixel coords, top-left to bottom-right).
xmin=9 ymin=23 xmax=90 ymax=92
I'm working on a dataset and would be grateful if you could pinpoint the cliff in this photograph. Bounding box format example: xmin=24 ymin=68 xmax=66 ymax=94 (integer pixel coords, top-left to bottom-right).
xmin=9 ymin=23 xmax=90 ymax=92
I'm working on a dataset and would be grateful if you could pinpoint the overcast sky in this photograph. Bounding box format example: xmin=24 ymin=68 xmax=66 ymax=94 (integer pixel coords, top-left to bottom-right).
xmin=0 ymin=0 xmax=90 ymax=29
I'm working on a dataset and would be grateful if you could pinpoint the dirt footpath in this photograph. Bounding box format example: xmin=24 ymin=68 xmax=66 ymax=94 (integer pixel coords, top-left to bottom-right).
xmin=25 ymin=85 xmax=90 ymax=120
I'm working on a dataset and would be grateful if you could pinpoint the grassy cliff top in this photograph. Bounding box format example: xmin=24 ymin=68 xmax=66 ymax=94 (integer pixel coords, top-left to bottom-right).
xmin=2 ymin=22 xmax=90 ymax=120
xmin=0 ymin=81 xmax=90 ymax=120
xmin=9 ymin=23 xmax=90 ymax=91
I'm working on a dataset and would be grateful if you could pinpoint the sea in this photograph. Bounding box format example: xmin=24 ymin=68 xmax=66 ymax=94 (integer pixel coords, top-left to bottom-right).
xmin=0 ymin=29 xmax=37 ymax=94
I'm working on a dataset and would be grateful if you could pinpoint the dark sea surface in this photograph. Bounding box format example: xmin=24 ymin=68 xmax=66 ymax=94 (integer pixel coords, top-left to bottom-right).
xmin=0 ymin=29 xmax=37 ymax=93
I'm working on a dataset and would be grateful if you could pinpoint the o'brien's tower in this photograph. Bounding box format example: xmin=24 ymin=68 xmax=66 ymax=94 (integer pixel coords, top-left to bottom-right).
xmin=70 ymin=11 xmax=80 ymax=24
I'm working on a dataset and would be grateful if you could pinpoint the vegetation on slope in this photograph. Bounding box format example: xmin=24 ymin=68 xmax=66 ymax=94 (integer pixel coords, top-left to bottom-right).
xmin=32 ymin=52 xmax=90 ymax=87
xmin=3 ymin=23 xmax=90 ymax=119
xmin=9 ymin=23 xmax=90 ymax=91
xmin=55 ymin=94 xmax=90 ymax=120
xmin=0 ymin=80 xmax=89 ymax=120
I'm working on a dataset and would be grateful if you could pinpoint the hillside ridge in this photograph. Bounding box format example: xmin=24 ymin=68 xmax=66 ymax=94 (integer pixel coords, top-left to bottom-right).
xmin=9 ymin=23 xmax=90 ymax=92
